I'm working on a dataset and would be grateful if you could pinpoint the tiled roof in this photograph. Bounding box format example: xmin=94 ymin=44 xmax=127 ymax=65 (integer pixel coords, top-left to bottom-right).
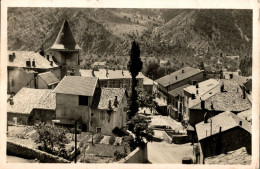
xmin=7 ymin=88 xmax=56 ymax=114
xmin=51 ymin=20 xmax=80 ymax=51
xmin=91 ymin=88 xmax=125 ymax=111
xmin=205 ymin=147 xmax=251 ymax=165
xmin=80 ymin=69 xmax=144 ymax=80
xmin=93 ymin=62 xmax=106 ymax=66
xmin=143 ymin=76 xmax=154 ymax=85
xmin=195 ymin=111 xmax=251 ymax=141
xmin=155 ymin=67 xmax=203 ymax=87
xmin=8 ymin=51 xmax=58 ymax=69
xmin=232 ymin=75 xmax=251 ymax=86
xmin=38 ymin=72 xmax=59 ymax=85
xmin=168 ymin=84 xmax=190 ymax=97
xmin=53 ymin=76 xmax=97 ymax=96
xmin=190 ymin=79 xmax=251 ymax=112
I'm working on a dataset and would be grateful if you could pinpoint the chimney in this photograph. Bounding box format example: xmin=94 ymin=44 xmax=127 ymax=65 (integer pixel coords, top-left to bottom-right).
xmin=196 ymin=84 xmax=199 ymax=88
xmin=92 ymin=69 xmax=95 ymax=77
xmin=106 ymin=69 xmax=109 ymax=77
xmin=201 ymin=100 xmax=205 ymax=109
xmin=210 ymin=102 xmax=214 ymax=110
xmin=239 ymin=121 xmax=242 ymax=126
xmin=114 ymin=96 xmax=119 ymax=107
xmin=196 ymin=89 xmax=199 ymax=95
xmin=122 ymin=70 xmax=124 ymax=76
xmin=9 ymin=53 xmax=15 ymax=62
xmin=70 ymin=67 xmax=75 ymax=76
xmin=32 ymin=59 xmax=36 ymax=67
xmin=192 ymin=80 xmax=197 ymax=86
xmin=9 ymin=97 xmax=14 ymax=105
xmin=245 ymin=117 xmax=247 ymax=121
xmin=47 ymin=55 xmax=50 ymax=61
xmin=204 ymin=112 xmax=208 ymax=123
xmin=221 ymin=84 xmax=225 ymax=92
xmin=26 ymin=58 xmax=31 ymax=67
xmin=191 ymin=93 xmax=196 ymax=99
xmin=229 ymin=74 xmax=233 ymax=79
xmin=50 ymin=61 xmax=53 ymax=66
xmin=108 ymin=100 xmax=113 ymax=110
xmin=182 ymin=69 xmax=184 ymax=73
xmin=175 ymin=76 xmax=177 ymax=80
xmin=113 ymin=67 xmax=116 ymax=71
xmin=219 ymin=127 xmax=222 ymax=133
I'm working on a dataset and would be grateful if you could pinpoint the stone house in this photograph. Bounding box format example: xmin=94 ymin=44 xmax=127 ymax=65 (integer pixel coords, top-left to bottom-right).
xmin=142 ymin=76 xmax=158 ymax=94
xmin=195 ymin=111 xmax=251 ymax=164
xmin=80 ymin=69 xmax=144 ymax=94
xmin=91 ymin=88 xmax=128 ymax=135
xmin=36 ymin=72 xmax=59 ymax=89
xmin=52 ymin=76 xmax=127 ymax=135
xmin=187 ymin=79 xmax=252 ymax=126
xmin=155 ymin=67 xmax=204 ymax=115
xmin=7 ymin=51 xmax=59 ymax=94
xmin=7 ymin=88 xmax=56 ymax=125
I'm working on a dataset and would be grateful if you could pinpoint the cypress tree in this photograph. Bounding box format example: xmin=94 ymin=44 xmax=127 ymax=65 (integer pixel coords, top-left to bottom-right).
xmin=127 ymin=41 xmax=143 ymax=120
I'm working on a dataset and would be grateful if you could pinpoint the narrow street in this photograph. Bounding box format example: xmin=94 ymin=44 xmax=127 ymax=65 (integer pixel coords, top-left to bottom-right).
xmin=147 ymin=141 xmax=194 ymax=164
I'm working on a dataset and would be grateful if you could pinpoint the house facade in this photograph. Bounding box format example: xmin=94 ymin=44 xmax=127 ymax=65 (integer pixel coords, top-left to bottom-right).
xmin=7 ymin=88 xmax=56 ymax=125
xmin=7 ymin=51 xmax=59 ymax=94
xmin=195 ymin=111 xmax=251 ymax=164
xmin=36 ymin=72 xmax=60 ymax=89
xmin=80 ymin=69 xmax=144 ymax=94
xmin=155 ymin=67 xmax=204 ymax=115
xmin=53 ymin=76 xmax=127 ymax=135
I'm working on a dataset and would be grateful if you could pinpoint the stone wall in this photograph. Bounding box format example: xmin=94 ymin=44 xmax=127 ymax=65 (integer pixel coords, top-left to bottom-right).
xmin=118 ymin=144 xmax=148 ymax=163
xmin=7 ymin=140 xmax=70 ymax=163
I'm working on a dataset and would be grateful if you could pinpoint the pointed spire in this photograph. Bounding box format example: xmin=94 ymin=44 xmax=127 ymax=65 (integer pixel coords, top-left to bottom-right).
xmin=51 ymin=20 xmax=80 ymax=51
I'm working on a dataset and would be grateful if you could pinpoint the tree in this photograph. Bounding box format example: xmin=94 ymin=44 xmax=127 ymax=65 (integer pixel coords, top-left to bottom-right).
xmin=200 ymin=60 xmax=205 ymax=70
xmin=137 ymin=89 xmax=158 ymax=114
xmin=34 ymin=123 xmax=69 ymax=159
xmin=145 ymin=62 xmax=160 ymax=80
xmin=127 ymin=41 xmax=143 ymax=120
xmin=127 ymin=115 xmax=154 ymax=150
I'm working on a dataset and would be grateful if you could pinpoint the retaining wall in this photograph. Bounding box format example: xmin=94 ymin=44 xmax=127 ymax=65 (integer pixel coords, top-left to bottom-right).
xmin=7 ymin=140 xmax=70 ymax=163
xmin=118 ymin=144 xmax=148 ymax=163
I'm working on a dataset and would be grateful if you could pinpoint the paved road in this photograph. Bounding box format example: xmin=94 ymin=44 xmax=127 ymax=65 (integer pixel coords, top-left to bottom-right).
xmin=147 ymin=141 xmax=194 ymax=164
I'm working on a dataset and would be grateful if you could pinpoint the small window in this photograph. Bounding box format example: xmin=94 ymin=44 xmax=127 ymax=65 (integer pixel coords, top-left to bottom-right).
xmin=79 ymin=96 xmax=88 ymax=106
xmin=104 ymin=84 xmax=107 ymax=88
xmin=96 ymin=127 xmax=101 ymax=133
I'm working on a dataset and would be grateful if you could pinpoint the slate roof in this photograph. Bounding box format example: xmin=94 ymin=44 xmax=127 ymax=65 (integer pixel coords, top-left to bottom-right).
xmin=93 ymin=62 xmax=106 ymax=66
xmin=7 ymin=88 xmax=56 ymax=114
xmin=168 ymin=84 xmax=190 ymax=97
xmin=53 ymin=76 xmax=98 ymax=96
xmin=205 ymin=147 xmax=251 ymax=165
xmin=155 ymin=67 xmax=203 ymax=87
xmin=195 ymin=111 xmax=251 ymax=141
xmin=91 ymin=88 xmax=125 ymax=111
xmin=51 ymin=20 xmax=80 ymax=51
xmin=190 ymin=79 xmax=251 ymax=112
xmin=80 ymin=69 xmax=144 ymax=80
xmin=8 ymin=51 xmax=58 ymax=69
xmin=143 ymin=76 xmax=154 ymax=85
xmin=38 ymin=72 xmax=59 ymax=85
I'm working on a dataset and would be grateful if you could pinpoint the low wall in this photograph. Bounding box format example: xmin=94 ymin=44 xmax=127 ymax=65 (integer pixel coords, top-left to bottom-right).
xmin=118 ymin=144 xmax=148 ymax=163
xmin=7 ymin=140 xmax=70 ymax=163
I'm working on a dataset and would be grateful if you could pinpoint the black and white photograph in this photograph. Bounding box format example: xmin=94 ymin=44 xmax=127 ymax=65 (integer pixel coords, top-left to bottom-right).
xmin=1 ymin=0 xmax=259 ymax=168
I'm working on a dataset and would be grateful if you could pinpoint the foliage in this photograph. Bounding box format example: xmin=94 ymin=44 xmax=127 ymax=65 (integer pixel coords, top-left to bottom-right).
xmin=95 ymin=133 xmax=104 ymax=143
xmin=113 ymin=150 xmax=127 ymax=161
xmin=34 ymin=123 xmax=70 ymax=159
xmin=112 ymin=127 xmax=129 ymax=137
xmin=127 ymin=115 xmax=154 ymax=150
xmin=109 ymin=136 xmax=116 ymax=145
xmin=144 ymin=62 xmax=160 ymax=80
xmin=137 ymin=89 xmax=158 ymax=114
xmin=127 ymin=41 xmax=143 ymax=120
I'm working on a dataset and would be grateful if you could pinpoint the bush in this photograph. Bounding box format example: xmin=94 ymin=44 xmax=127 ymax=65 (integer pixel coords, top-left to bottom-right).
xmin=113 ymin=150 xmax=127 ymax=161
xmin=95 ymin=134 xmax=104 ymax=143
xmin=112 ymin=127 xmax=128 ymax=137
xmin=109 ymin=136 xmax=116 ymax=145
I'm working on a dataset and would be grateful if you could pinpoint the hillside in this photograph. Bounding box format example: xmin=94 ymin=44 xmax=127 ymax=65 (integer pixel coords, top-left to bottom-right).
xmin=7 ymin=8 xmax=252 ymax=76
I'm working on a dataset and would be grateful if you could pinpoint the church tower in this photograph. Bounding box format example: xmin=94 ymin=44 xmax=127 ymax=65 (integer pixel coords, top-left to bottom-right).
xmin=51 ymin=20 xmax=80 ymax=79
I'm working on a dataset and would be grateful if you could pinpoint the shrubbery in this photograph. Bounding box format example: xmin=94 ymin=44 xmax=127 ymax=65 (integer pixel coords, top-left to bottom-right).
xmin=112 ymin=127 xmax=128 ymax=137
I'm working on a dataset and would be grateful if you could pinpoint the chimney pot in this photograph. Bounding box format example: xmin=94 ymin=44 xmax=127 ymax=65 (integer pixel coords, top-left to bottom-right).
xmin=92 ymin=69 xmax=95 ymax=77
xmin=114 ymin=96 xmax=119 ymax=107
xmin=201 ymin=100 xmax=205 ymax=109
xmin=106 ymin=69 xmax=109 ymax=77
xmin=26 ymin=59 xmax=31 ymax=67
xmin=196 ymin=90 xmax=199 ymax=94
xmin=219 ymin=127 xmax=222 ymax=133
xmin=182 ymin=69 xmax=184 ymax=73
xmin=32 ymin=59 xmax=36 ymax=67
xmin=47 ymin=55 xmax=50 ymax=61
xmin=10 ymin=97 xmax=14 ymax=105
xmin=229 ymin=74 xmax=233 ymax=79
xmin=50 ymin=61 xmax=53 ymax=66
xmin=196 ymin=84 xmax=199 ymax=88
xmin=175 ymin=76 xmax=177 ymax=80
xmin=239 ymin=121 xmax=242 ymax=126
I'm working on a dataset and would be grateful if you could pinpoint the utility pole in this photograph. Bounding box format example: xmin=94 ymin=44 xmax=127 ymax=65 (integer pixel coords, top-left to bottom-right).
xmin=74 ymin=120 xmax=77 ymax=163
